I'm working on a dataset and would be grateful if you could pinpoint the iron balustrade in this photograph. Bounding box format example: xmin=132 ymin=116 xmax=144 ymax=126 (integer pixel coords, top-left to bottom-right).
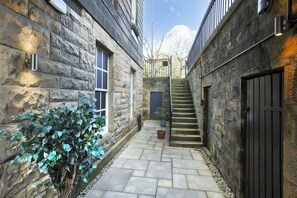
xmin=169 ymin=75 xmax=173 ymax=142
xmin=187 ymin=0 xmax=237 ymax=69
xmin=144 ymin=58 xmax=171 ymax=78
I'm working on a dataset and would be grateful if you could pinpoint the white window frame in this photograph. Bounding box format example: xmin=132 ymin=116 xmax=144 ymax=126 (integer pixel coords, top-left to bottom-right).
xmin=95 ymin=48 xmax=109 ymax=135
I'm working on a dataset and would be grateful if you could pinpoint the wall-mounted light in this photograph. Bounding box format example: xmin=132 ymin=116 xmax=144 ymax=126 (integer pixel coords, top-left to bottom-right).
xmin=258 ymin=0 xmax=272 ymax=14
xmin=274 ymin=16 xmax=284 ymax=36
xmin=25 ymin=54 xmax=38 ymax=71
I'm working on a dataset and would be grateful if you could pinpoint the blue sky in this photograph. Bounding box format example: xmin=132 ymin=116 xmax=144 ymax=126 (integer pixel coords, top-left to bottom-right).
xmin=143 ymin=0 xmax=210 ymax=41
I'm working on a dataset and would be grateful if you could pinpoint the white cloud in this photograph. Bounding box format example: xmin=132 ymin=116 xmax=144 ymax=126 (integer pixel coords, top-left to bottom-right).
xmin=161 ymin=25 xmax=196 ymax=56
xmin=143 ymin=25 xmax=196 ymax=59
xmin=170 ymin=6 xmax=174 ymax=12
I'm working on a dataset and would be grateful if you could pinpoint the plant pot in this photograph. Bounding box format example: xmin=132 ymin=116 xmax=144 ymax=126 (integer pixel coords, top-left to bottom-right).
xmin=157 ymin=130 xmax=166 ymax=139
xmin=160 ymin=121 xmax=166 ymax=127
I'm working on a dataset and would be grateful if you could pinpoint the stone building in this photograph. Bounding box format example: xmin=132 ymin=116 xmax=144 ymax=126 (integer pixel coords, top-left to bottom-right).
xmin=187 ymin=0 xmax=297 ymax=197
xmin=0 ymin=0 xmax=143 ymax=197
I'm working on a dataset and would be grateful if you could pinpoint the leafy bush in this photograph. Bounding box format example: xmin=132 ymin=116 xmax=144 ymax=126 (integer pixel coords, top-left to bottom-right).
xmin=0 ymin=97 xmax=105 ymax=198
xmin=131 ymin=23 xmax=140 ymax=37
xmin=154 ymin=107 xmax=169 ymax=121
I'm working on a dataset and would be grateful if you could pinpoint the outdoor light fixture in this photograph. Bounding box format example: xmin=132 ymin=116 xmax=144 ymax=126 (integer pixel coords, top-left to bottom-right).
xmin=274 ymin=16 xmax=284 ymax=36
xmin=258 ymin=0 xmax=272 ymax=14
xmin=25 ymin=54 xmax=38 ymax=71
xmin=162 ymin=61 xmax=169 ymax=67
xmin=274 ymin=0 xmax=297 ymax=37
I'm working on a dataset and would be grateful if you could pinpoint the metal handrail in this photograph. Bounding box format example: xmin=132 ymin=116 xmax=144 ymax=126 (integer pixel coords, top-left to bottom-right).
xmin=187 ymin=0 xmax=237 ymax=69
xmin=169 ymin=57 xmax=173 ymax=142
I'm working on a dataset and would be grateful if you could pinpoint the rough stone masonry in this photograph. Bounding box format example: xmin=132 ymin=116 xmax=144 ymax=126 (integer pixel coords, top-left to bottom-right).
xmin=0 ymin=0 xmax=143 ymax=197
xmin=187 ymin=0 xmax=297 ymax=197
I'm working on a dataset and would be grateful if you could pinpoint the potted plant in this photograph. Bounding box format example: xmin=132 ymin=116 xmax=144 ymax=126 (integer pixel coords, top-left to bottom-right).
xmin=0 ymin=97 xmax=105 ymax=198
xmin=154 ymin=107 xmax=169 ymax=139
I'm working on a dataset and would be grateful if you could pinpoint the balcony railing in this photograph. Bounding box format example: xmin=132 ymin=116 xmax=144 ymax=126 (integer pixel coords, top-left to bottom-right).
xmin=144 ymin=58 xmax=172 ymax=78
xmin=187 ymin=0 xmax=240 ymax=69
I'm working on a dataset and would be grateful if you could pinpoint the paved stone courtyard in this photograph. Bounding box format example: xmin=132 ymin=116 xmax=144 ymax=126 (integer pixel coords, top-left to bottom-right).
xmin=85 ymin=120 xmax=223 ymax=198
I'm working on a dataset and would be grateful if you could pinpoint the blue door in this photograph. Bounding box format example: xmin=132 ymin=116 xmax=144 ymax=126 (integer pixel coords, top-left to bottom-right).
xmin=150 ymin=92 xmax=162 ymax=119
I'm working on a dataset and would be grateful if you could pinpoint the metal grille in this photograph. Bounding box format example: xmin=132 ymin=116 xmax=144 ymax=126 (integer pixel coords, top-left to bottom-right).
xmin=144 ymin=58 xmax=172 ymax=78
xmin=64 ymin=0 xmax=82 ymax=16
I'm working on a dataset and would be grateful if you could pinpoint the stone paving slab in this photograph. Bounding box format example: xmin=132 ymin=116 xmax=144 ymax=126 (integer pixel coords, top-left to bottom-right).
xmin=85 ymin=120 xmax=222 ymax=198
xmin=156 ymin=187 xmax=208 ymax=198
xmin=92 ymin=168 xmax=132 ymax=192
xmin=146 ymin=161 xmax=172 ymax=179
xmin=124 ymin=177 xmax=157 ymax=195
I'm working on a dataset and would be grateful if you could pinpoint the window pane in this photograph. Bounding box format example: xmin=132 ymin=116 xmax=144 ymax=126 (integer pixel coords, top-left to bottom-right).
xmin=103 ymin=52 xmax=108 ymax=70
xmin=97 ymin=49 xmax=102 ymax=68
xmin=101 ymin=92 xmax=106 ymax=109
xmin=95 ymin=91 xmax=101 ymax=110
xmin=96 ymin=69 xmax=102 ymax=88
xmin=101 ymin=112 xmax=106 ymax=127
xmin=103 ymin=72 xmax=107 ymax=89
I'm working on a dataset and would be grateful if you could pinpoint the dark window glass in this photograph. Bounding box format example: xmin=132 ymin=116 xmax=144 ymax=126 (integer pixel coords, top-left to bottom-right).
xmin=101 ymin=111 xmax=106 ymax=117
xmin=103 ymin=52 xmax=108 ymax=70
xmin=95 ymin=91 xmax=101 ymax=110
xmin=96 ymin=69 xmax=102 ymax=88
xmin=97 ymin=49 xmax=102 ymax=68
xmin=103 ymin=72 xmax=107 ymax=89
xmin=101 ymin=92 xmax=106 ymax=109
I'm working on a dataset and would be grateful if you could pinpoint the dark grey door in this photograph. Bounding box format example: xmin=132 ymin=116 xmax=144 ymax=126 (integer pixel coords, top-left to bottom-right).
xmin=245 ymin=72 xmax=283 ymax=198
xmin=203 ymin=87 xmax=211 ymax=148
xmin=150 ymin=92 xmax=162 ymax=119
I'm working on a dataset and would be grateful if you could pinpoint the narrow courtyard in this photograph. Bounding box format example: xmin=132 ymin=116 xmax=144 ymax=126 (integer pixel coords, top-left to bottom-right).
xmin=0 ymin=0 xmax=297 ymax=197
xmin=83 ymin=121 xmax=224 ymax=198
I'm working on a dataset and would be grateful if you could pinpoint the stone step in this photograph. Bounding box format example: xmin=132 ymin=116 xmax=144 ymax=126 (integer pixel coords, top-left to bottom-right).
xmin=172 ymin=92 xmax=191 ymax=96
xmin=171 ymin=122 xmax=199 ymax=128
xmin=172 ymin=84 xmax=188 ymax=87
xmin=169 ymin=140 xmax=202 ymax=148
xmin=171 ymin=134 xmax=202 ymax=141
xmin=172 ymin=117 xmax=197 ymax=123
xmin=172 ymin=88 xmax=190 ymax=93
xmin=172 ymin=108 xmax=195 ymax=113
xmin=172 ymin=112 xmax=196 ymax=117
xmin=172 ymin=128 xmax=200 ymax=135
xmin=172 ymin=103 xmax=194 ymax=108
xmin=172 ymin=99 xmax=193 ymax=104
xmin=172 ymin=96 xmax=193 ymax=100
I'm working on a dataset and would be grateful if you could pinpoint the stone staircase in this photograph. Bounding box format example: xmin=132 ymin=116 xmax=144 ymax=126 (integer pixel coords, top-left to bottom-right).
xmin=169 ymin=79 xmax=202 ymax=148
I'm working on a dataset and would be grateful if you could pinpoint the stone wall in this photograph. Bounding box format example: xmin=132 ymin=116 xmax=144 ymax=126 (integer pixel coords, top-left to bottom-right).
xmin=143 ymin=77 xmax=170 ymax=120
xmin=187 ymin=0 xmax=297 ymax=197
xmin=0 ymin=0 xmax=143 ymax=197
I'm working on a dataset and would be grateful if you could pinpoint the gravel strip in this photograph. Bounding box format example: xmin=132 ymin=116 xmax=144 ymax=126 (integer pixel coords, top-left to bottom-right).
xmin=195 ymin=147 xmax=235 ymax=198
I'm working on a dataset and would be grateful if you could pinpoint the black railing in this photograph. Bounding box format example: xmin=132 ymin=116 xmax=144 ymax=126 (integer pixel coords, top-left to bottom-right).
xmin=144 ymin=58 xmax=171 ymax=78
xmin=187 ymin=0 xmax=238 ymax=69
xmin=169 ymin=75 xmax=173 ymax=142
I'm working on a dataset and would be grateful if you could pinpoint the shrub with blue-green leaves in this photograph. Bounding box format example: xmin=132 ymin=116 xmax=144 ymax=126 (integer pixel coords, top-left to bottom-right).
xmin=0 ymin=97 xmax=105 ymax=197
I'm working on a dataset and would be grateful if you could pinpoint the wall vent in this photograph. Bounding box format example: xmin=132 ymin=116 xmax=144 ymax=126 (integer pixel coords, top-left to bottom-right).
xmin=64 ymin=0 xmax=82 ymax=16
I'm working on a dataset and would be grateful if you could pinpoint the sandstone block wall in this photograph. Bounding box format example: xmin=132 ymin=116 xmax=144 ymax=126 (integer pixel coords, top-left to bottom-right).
xmin=143 ymin=77 xmax=170 ymax=120
xmin=0 ymin=0 xmax=143 ymax=197
xmin=187 ymin=0 xmax=297 ymax=197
